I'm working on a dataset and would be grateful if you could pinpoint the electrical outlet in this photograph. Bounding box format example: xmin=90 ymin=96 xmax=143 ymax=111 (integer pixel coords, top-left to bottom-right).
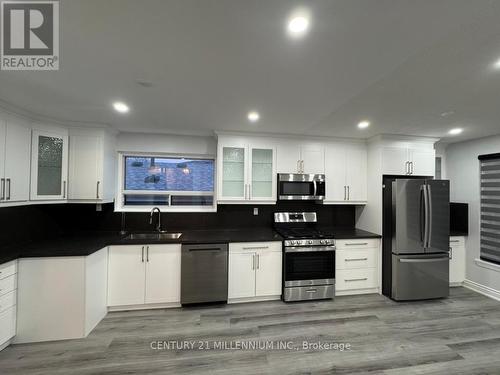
xmin=253 ymin=207 xmax=259 ymax=216
xmin=96 ymin=204 xmax=102 ymax=212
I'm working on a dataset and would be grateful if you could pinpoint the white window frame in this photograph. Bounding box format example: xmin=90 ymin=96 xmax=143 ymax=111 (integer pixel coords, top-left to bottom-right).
xmin=115 ymin=152 xmax=217 ymax=212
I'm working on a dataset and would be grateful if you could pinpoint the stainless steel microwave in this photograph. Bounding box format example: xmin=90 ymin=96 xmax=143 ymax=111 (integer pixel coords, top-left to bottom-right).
xmin=278 ymin=174 xmax=325 ymax=200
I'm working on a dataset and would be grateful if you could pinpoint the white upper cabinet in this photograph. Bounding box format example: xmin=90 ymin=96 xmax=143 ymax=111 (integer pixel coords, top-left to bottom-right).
xmin=325 ymin=143 xmax=367 ymax=204
xmin=218 ymin=138 xmax=276 ymax=203
xmin=68 ymin=128 xmax=116 ymax=201
xmin=381 ymin=145 xmax=435 ymax=176
xmin=276 ymin=141 xmax=325 ymax=174
xmin=0 ymin=114 xmax=31 ymax=204
xmin=409 ymin=148 xmax=435 ymax=176
xmin=30 ymin=126 xmax=69 ymax=200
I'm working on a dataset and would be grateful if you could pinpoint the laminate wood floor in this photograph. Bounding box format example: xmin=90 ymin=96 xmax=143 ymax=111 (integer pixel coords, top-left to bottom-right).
xmin=1 ymin=287 xmax=500 ymax=374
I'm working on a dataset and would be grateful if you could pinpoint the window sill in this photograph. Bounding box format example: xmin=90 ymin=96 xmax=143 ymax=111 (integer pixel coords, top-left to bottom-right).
xmin=475 ymin=258 xmax=500 ymax=273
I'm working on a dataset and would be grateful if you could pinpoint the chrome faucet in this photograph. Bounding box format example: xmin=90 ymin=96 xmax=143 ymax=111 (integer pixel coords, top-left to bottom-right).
xmin=149 ymin=207 xmax=162 ymax=232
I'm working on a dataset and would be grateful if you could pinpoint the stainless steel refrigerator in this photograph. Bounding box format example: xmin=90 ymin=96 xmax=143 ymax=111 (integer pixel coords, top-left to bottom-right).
xmin=390 ymin=179 xmax=450 ymax=301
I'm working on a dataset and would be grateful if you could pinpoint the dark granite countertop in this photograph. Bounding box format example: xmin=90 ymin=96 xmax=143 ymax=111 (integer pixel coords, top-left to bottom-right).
xmin=320 ymin=227 xmax=382 ymax=239
xmin=0 ymin=226 xmax=381 ymax=265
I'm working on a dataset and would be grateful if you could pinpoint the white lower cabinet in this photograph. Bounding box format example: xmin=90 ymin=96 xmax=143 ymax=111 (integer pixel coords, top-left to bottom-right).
xmin=15 ymin=249 xmax=108 ymax=344
xmin=228 ymin=241 xmax=282 ymax=302
xmin=449 ymin=236 xmax=466 ymax=285
xmin=107 ymin=244 xmax=181 ymax=308
xmin=0 ymin=260 xmax=17 ymax=350
xmin=335 ymin=238 xmax=381 ymax=296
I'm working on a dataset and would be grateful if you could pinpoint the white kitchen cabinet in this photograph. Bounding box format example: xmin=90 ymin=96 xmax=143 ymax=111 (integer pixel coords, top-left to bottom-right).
xmin=108 ymin=244 xmax=182 ymax=308
xmin=449 ymin=236 xmax=466 ymax=285
xmin=335 ymin=238 xmax=380 ymax=296
xmin=145 ymin=245 xmax=181 ymax=304
xmin=15 ymin=249 xmax=108 ymax=344
xmin=30 ymin=126 xmax=69 ymax=200
xmin=255 ymin=250 xmax=282 ymax=297
xmin=218 ymin=141 xmax=276 ymax=203
xmin=325 ymin=143 xmax=367 ymax=204
xmin=276 ymin=142 xmax=325 ymax=174
xmin=228 ymin=251 xmax=256 ymax=299
xmin=381 ymin=146 xmax=435 ymax=176
xmin=228 ymin=242 xmax=282 ymax=302
xmin=300 ymin=144 xmax=325 ymax=174
xmin=409 ymin=148 xmax=435 ymax=176
xmin=0 ymin=260 xmax=17 ymax=350
xmin=0 ymin=114 xmax=31 ymax=204
xmin=108 ymin=245 xmax=146 ymax=306
xmin=68 ymin=128 xmax=116 ymax=202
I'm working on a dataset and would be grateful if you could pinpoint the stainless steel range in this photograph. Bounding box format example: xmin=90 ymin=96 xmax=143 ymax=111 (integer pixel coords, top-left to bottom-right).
xmin=274 ymin=212 xmax=335 ymax=302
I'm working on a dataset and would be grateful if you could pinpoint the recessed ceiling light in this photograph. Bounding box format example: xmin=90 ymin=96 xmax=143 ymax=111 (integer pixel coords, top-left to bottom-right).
xmin=448 ymin=128 xmax=463 ymax=135
xmin=493 ymin=59 xmax=500 ymax=69
xmin=357 ymin=121 xmax=370 ymax=129
xmin=287 ymin=16 xmax=309 ymax=36
xmin=247 ymin=111 xmax=260 ymax=123
xmin=113 ymin=101 xmax=130 ymax=113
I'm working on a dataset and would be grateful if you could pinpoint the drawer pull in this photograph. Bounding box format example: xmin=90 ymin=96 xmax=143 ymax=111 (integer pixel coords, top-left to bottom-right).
xmin=450 ymin=240 xmax=460 ymax=243
xmin=306 ymin=289 xmax=317 ymax=293
xmin=345 ymin=258 xmax=368 ymax=262
xmin=345 ymin=278 xmax=368 ymax=282
xmin=345 ymin=243 xmax=369 ymax=246
xmin=242 ymin=246 xmax=269 ymax=250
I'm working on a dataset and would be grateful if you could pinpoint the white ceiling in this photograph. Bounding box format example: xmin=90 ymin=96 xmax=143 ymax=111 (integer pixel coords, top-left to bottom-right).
xmin=1 ymin=0 xmax=500 ymax=143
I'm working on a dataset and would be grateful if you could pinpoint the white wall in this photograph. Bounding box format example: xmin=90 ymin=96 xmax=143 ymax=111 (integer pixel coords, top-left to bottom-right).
xmin=446 ymin=135 xmax=500 ymax=291
xmin=117 ymin=132 xmax=216 ymax=157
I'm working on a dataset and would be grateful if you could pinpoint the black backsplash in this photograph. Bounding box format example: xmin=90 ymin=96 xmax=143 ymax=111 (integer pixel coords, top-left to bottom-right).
xmin=0 ymin=202 xmax=355 ymax=247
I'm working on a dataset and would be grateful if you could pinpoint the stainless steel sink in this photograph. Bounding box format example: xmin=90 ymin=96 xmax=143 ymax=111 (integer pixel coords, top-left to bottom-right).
xmin=125 ymin=232 xmax=182 ymax=240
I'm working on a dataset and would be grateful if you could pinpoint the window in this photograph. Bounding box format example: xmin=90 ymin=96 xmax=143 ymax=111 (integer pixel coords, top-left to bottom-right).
xmin=479 ymin=153 xmax=500 ymax=264
xmin=435 ymin=157 xmax=442 ymax=179
xmin=117 ymin=154 xmax=215 ymax=211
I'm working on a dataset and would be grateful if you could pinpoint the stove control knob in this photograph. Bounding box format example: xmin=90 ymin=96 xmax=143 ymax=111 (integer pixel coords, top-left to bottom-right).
xmin=320 ymin=240 xmax=326 ymax=245
xmin=308 ymin=240 xmax=313 ymax=244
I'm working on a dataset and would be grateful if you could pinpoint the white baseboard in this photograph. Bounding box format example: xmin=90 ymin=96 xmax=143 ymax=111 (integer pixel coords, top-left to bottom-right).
xmin=463 ymin=279 xmax=500 ymax=302
xmin=0 ymin=338 xmax=13 ymax=351
xmin=228 ymin=295 xmax=281 ymax=304
xmin=336 ymin=287 xmax=379 ymax=296
xmin=108 ymin=302 xmax=181 ymax=312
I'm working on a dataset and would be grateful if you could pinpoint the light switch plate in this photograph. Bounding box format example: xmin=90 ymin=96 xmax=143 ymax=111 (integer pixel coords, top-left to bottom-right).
xmin=253 ymin=208 xmax=259 ymax=216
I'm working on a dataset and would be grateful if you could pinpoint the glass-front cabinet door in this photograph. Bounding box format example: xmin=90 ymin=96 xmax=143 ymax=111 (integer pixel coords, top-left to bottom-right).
xmin=220 ymin=146 xmax=247 ymax=200
xmin=250 ymin=147 xmax=275 ymax=201
xmin=31 ymin=129 xmax=69 ymax=200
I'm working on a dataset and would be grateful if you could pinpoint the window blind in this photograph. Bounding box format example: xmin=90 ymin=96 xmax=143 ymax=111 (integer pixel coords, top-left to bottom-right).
xmin=479 ymin=153 xmax=500 ymax=264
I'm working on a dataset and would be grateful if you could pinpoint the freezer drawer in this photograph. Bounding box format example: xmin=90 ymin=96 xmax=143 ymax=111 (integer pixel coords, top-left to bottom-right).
xmin=391 ymin=254 xmax=449 ymax=301
xmin=181 ymin=244 xmax=228 ymax=304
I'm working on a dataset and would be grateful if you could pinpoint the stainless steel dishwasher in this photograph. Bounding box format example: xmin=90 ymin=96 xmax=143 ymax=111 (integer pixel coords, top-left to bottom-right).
xmin=181 ymin=243 xmax=228 ymax=304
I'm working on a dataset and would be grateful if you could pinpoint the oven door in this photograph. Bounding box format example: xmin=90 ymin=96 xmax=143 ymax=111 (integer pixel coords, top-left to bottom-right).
xmin=278 ymin=174 xmax=325 ymax=200
xmin=284 ymin=247 xmax=335 ymax=286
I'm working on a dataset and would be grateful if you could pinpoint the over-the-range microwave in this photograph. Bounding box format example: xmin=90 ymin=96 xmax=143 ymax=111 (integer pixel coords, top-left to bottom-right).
xmin=278 ymin=174 xmax=325 ymax=201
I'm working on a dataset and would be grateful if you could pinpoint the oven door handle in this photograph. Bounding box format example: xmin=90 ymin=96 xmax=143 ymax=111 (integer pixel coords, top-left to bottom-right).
xmin=285 ymin=246 xmax=336 ymax=253
xmin=313 ymin=179 xmax=317 ymax=197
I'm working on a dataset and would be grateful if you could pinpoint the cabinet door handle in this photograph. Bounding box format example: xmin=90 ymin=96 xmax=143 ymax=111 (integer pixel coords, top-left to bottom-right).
xmin=141 ymin=246 xmax=144 ymax=262
xmin=345 ymin=258 xmax=368 ymax=262
xmin=345 ymin=278 xmax=368 ymax=282
xmin=347 ymin=186 xmax=350 ymax=201
xmin=344 ymin=242 xmax=369 ymax=246
xmin=0 ymin=178 xmax=5 ymax=200
xmin=301 ymin=160 xmax=304 ymax=173
xmin=410 ymin=162 xmax=414 ymax=175
xmin=252 ymin=254 xmax=255 ymax=270
xmin=256 ymin=254 xmax=260 ymax=269
xmin=63 ymin=181 xmax=67 ymax=198
xmin=449 ymin=247 xmax=452 ymax=259
xmin=297 ymin=160 xmax=300 ymax=173
xmin=242 ymin=246 xmax=269 ymax=250
xmin=147 ymin=246 xmax=149 ymax=262
xmin=344 ymin=186 xmax=346 ymax=201
xmin=6 ymin=178 xmax=11 ymax=200
xmin=405 ymin=161 xmax=409 ymax=175
xmin=96 ymin=181 xmax=100 ymax=199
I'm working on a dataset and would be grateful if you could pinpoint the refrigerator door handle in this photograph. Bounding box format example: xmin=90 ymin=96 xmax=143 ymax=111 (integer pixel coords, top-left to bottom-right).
xmin=420 ymin=185 xmax=425 ymax=245
xmin=427 ymin=184 xmax=433 ymax=249
xmin=423 ymin=184 xmax=430 ymax=249
xmin=399 ymin=257 xmax=449 ymax=263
